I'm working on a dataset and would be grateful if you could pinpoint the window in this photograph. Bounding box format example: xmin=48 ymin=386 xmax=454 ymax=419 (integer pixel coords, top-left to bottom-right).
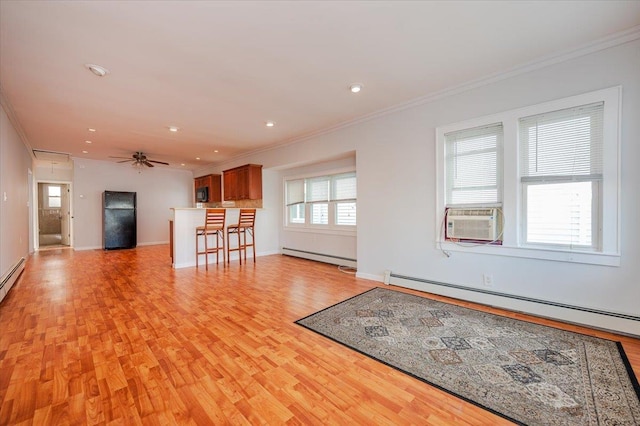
xmin=48 ymin=185 xmax=61 ymax=208
xmin=285 ymin=171 xmax=356 ymax=230
xmin=520 ymin=103 xmax=603 ymax=250
xmin=436 ymin=87 xmax=620 ymax=266
xmin=445 ymin=123 xmax=502 ymax=207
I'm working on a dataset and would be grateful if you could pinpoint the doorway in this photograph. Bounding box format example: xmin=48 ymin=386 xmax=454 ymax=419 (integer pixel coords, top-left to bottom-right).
xmin=37 ymin=182 xmax=71 ymax=248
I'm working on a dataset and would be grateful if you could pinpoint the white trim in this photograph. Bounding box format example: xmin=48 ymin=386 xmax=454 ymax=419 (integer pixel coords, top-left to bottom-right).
xmin=355 ymin=272 xmax=384 ymax=282
xmin=34 ymin=179 xmax=74 ymax=250
xmin=281 ymin=248 xmax=356 ymax=268
xmin=435 ymin=87 xmax=621 ymax=265
xmin=436 ymin=241 xmax=620 ymax=267
xmin=282 ymin=227 xmax=356 ymax=237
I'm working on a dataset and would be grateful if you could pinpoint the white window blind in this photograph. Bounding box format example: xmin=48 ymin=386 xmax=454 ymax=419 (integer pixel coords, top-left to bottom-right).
xmin=519 ymin=102 xmax=603 ymax=249
xmin=331 ymin=173 xmax=356 ymax=201
xmin=306 ymin=177 xmax=329 ymax=203
xmin=520 ymin=102 xmax=603 ymax=182
xmin=286 ymin=179 xmax=305 ymax=206
xmin=445 ymin=123 xmax=502 ymax=206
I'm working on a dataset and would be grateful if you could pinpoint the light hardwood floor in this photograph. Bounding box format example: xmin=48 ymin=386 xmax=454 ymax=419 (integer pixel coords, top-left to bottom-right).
xmin=0 ymin=245 xmax=638 ymax=425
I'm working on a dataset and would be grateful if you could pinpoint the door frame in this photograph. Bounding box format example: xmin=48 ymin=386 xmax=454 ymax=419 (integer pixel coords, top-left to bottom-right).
xmin=34 ymin=179 xmax=73 ymax=250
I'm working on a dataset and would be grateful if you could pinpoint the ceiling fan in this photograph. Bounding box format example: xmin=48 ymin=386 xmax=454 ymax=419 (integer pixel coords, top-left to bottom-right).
xmin=109 ymin=151 xmax=169 ymax=167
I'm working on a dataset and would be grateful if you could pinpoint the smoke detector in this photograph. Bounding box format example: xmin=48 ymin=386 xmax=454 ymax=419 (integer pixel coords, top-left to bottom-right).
xmin=85 ymin=64 xmax=110 ymax=77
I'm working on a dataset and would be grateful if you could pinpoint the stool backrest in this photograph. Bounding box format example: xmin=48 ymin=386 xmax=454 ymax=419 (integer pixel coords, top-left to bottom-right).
xmin=237 ymin=209 xmax=256 ymax=228
xmin=205 ymin=209 xmax=226 ymax=230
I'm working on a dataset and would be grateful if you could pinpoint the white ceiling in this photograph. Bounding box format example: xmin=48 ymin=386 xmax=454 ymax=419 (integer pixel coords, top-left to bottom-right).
xmin=1 ymin=1 xmax=639 ymax=171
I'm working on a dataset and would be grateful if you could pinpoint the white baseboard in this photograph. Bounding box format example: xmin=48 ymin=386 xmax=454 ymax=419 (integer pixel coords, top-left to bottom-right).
xmin=390 ymin=274 xmax=640 ymax=337
xmin=355 ymin=272 xmax=383 ymax=282
xmin=281 ymin=247 xmax=356 ymax=268
xmin=0 ymin=257 xmax=26 ymax=303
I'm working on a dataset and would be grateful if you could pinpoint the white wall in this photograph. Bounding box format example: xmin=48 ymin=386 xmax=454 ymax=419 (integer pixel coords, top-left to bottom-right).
xmin=195 ymin=39 xmax=640 ymax=334
xmin=5 ymin=38 xmax=636 ymax=333
xmin=0 ymin=104 xmax=31 ymax=281
xmin=73 ymin=158 xmax=194 ymax=249
xmin=34 ymin=164 xmax=73 ymax=182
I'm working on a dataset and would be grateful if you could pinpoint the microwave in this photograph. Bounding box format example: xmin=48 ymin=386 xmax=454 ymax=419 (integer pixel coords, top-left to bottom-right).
xmin=195 ymin=186 xmax=209 ymax=202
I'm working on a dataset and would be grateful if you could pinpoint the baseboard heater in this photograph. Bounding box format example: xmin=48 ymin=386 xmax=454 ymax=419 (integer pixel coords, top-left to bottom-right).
xmin=0 ymin=257 xmax=26 ymax=303
xmin=282 ymin=247 xmax=357 ymax=268
xmin=389 ymin=273 xmax=640 ymax=336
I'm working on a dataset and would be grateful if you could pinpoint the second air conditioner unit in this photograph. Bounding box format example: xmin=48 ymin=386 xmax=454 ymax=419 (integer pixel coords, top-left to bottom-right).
xmin=446 ymin=208 xmax=500 ymax=241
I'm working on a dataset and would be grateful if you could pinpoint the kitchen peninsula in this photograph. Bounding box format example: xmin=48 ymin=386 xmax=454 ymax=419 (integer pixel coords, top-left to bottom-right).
xmin=170 ymin=207 xmax=255 ymax=268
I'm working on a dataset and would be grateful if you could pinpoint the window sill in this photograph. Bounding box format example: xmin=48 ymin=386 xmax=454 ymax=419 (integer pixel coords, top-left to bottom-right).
xmin=436 ymin=241 xmax=620 ymax=267
xmin=284 ymin=226 xmax=356 ymax=237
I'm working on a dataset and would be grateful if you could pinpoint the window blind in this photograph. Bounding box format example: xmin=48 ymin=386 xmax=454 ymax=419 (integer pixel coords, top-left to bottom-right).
xmin=286 ymin=179 xmax=304 ymax=206
xmin=520 ymin=102 xmax=603 ymax=182
xmin=445 ymin=123 xmax=502 ymax=206
xmin=306 ymin=177 xmax=330 ymax=203
xmin=331 ymin=172 xmax=357 ymax=201
xmin=519 ymin=102 xmax=604 ymax=249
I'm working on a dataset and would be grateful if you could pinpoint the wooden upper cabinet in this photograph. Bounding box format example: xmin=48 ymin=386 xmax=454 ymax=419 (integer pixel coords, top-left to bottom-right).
xmin=223 ymin=164 xmax=262 ymax=200
xmin=194 ymin=174 xmax=221 ymax=203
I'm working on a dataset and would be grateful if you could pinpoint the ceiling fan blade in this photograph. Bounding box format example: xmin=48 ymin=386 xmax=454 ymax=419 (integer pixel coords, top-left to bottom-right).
xmin=147 ymin=160 xmax=169 ymax=165
xmin=117 ymin=160 xmax=132 ymax=163
xmin=143 ymin=161 xmax=155 ymax=167
xmin=109 ymin=156 xmax=133 ymax=160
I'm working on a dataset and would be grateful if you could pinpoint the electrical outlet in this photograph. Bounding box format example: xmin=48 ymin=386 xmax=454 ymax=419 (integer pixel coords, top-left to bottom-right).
xmin=483 ymin=274 xmax=493 ymax=287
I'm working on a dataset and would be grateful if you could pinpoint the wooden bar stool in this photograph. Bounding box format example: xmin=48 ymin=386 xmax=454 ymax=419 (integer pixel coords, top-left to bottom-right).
xmin=196 ymin=208 xmax=226 ymax=269
xmin=226 ymin=208 xmax=256 ymax=265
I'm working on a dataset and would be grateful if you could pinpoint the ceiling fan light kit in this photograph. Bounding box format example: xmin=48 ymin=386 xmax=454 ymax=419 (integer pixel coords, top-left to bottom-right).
xmin=109 ymin=151 xmax=169 ymax=169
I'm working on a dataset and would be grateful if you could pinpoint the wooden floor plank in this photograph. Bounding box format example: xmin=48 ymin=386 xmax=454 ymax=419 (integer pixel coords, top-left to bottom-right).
xmin=0 ymin=245 xmax=638 ymax=425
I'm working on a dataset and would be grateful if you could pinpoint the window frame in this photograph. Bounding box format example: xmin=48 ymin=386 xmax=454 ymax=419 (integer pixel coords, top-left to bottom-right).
xmin=284 ymin=168 xmax=357 ymax=234
xmin=47 ymin=185 xmax=62 ymax=209
xmin=435 ymin=86 xmax=620 ymax=266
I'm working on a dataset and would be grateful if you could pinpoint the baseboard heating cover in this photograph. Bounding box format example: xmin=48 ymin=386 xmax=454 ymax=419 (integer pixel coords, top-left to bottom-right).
xmin=282 ymin=247 xmax=356 ymax=268
xmin=0 ymin=257 xmax=26 ymax=303
xmin=389 ymin=273 xmax=640 ymax=337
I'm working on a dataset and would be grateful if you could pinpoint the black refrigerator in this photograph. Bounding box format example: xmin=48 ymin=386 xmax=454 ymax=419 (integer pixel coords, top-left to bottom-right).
xmin=103 ymin=191 xmax=137 ymax=250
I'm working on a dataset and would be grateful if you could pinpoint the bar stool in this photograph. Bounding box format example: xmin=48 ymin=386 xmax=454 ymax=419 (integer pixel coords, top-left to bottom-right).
xmin=196 ymin=208 xmax=226 ymax=269
xmin=226 ymin=208 xmax=256 ymax=265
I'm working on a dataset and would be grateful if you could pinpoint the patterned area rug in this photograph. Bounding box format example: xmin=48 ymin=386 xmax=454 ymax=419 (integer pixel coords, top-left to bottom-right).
xmin=295 ymin=287 xmax=640 ymax=425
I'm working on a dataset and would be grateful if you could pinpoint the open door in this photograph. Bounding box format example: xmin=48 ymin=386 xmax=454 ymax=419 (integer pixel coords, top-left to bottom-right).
xmin=60 ymin=184 xmax=70 ymax=245
xmin=37 ymin=182 xmax=71 ymax=248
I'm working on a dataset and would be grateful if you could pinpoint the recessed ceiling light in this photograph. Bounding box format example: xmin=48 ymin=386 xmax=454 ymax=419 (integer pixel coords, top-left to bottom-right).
xmin=214 ymin=150 xmax=219 ymax=153
xmin=85 ymin=64 xmax=109 ymax=77
xmin=265 ymin=121 xmax=275 ymax=127
xmin=196 ymin=157 xmax=200 ymax=160
xmin=349 ymin=83 xmax=363 ymax=93
xmin=82 ymin=150 xmax=88 ymax=154
xmin=168 ymin=126 xmax=180 ymax=132
xmin=85 ymin=140 xmax=92 ymax=144
xmin=181 ymin=163 xmax=185 ymax=166
xmin=88 ymin=128 xmax=96 ymax=132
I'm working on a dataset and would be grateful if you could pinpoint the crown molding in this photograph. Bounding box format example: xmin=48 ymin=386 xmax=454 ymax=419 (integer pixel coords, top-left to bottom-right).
xmin=240 ymin=25 xmax=640 ymax=162
xmin=0 ymin=87 xmax=35 ymax=159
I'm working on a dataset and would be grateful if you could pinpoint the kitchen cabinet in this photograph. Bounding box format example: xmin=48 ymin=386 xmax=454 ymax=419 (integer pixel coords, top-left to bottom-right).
xmin=194 ymin=174 xmax=221 ymax=203
xmin=223 ymin=164 xmax=262 ymax=200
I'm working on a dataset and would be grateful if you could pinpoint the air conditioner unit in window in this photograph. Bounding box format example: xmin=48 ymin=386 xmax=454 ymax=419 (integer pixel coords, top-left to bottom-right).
xmin=446 ymin=208 xmax=499 ymax=241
